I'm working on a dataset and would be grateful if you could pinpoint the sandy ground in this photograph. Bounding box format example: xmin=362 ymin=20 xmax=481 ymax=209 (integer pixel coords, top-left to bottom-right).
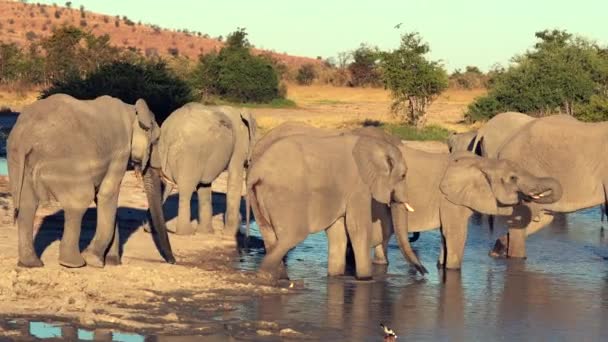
xmin=0 ymin=172 xmax=301 ymax=338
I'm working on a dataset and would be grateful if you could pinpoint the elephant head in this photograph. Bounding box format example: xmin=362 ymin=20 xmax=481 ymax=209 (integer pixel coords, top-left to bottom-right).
xmin=439 ymin=154 xmax=562 ymax=216
xmin=352 ymin=135 xmax=427 ymax=274
xmin=131 ymin=99 xmax=160 ymax=171
xmin=130 ymin=99 xmax=175 ymax=264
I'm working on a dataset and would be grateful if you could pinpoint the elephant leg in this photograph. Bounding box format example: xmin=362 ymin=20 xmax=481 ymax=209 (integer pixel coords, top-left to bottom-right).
xmin=224 ymin=162 xmax=244 ymax=237
xmin=16 ymin=175 xmax=42 ymax=268
xmin=439 ymin=204 xmax=470 ymax=270
xmin=105 ymin=223 xmax=121 ymax=266
xmin=83 ymin=180 xmax=121 ymax=268
xmin=345 ymin=196 xmax=372 ymax=280
xmin=259 ymin=237 xmax=298 ymax=281
xmin=327 ymin=218 xmax=347 ymax=277
xmin=257 ymin=220 xmax=286 ymax=279
xmin=175 ymin=178 xmax=196 ymax=235
xmin=58 ymin=205 xmax=88 ymax=268
xmin=373 ymin=244 xmax=388 ymax=265
xmin=196 ymin=184 xmax=214 ymax=234
xmin=490 ymin=211 xmax=554 ymax=258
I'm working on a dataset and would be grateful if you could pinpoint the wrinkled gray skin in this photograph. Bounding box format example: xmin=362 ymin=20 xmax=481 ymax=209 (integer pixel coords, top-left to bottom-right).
xmin=370 ymin=148 xmax=562 ymax=269
xmin=446 ymin=131 xmax=477 ymax=153
xmin=7 ymin=94 xmax=174 ymax=268
xmin=491 ymin=115 xmax=604 ymax=258
xmin=152 ymin=103 xmax=256 ymax=236
xmin=247 ymin=127 xmax=425 ymax=281
xmin=471 ymin=112 xmax=535 ymax=158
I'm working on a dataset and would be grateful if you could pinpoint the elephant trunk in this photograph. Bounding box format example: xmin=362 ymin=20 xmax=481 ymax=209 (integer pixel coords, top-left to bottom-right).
xmin=520 ymin=176 xmax=562 ymax=204
xmin=142 ymin=166 xmax=176 ymax=264
xmin=391 ymin=203 xmax=428 ymax=275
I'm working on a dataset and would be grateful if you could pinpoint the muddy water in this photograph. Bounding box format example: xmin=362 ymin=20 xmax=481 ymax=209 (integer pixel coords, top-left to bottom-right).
xmin=3 ymin=209 xmax=608 ymax=341
xmin=222 ymin=209 xmax=608 ymax=341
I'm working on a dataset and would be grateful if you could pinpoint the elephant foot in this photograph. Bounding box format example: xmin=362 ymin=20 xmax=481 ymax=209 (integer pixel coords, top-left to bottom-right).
xmin=142 ymin=222 xmax=151 ymax=233
xmin=105 ymin=255 xmax=122 ymax=266
xmin=174 ymin=224 xmax=196 ymax=236
xmin=489 ymin=236 xmax=508 ymax=258
xmin=197 ymin=225 xmax=215 ymax=235
xmin=59 ymin=248 xmax=86 ymax=268
xmin=82 ymin=250 xmax=105 ymax=268
xmin=372 ymin=258 xmax=388 ymax=265
xmin=354 ymin=275 xmax=374 ymax=281
xmin=256 ymin=270 xmax=279 ymax=287
xmin=17 ymin=255 xmax=44 ymax=268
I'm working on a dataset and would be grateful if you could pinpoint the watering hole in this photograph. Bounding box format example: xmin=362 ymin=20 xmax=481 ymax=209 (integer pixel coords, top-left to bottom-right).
xmin=0 ymin=114 xmax=607 ymax=340
xmin=2 ymin=209 xmax=608 ymax=341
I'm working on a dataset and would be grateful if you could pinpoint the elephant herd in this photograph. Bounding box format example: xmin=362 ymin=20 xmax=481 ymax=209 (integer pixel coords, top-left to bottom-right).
xmin=6 ymin=94 xmax=604 ymax=285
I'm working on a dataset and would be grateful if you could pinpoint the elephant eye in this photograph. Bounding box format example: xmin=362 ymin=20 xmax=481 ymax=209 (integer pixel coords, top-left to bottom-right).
xmin=510 ymin=175 xmax=518 ymax=183
xmin=401 ymin=173 xmax=406 ymax=179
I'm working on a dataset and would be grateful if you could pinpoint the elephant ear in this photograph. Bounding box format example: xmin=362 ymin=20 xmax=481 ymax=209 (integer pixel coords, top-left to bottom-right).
xmin=135 ymin=99 xmax=154 ymax=131
xmin=439 ymin=157 xmax=499 ymax=214
xmin=353 ymin=137 xmax=395 ymax=204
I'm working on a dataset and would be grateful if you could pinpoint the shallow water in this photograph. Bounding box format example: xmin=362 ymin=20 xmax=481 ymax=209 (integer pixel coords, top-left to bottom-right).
xmin=5 ymin=208 xmax=607 ymax=341
xmin=228 ymin=208 xmax=608 ymax=341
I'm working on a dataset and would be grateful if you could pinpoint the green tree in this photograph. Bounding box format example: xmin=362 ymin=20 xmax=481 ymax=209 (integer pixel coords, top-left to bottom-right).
xmin=379 ymin=32 xmax=449 ymax=127
xmin=348 ymin=43 xmax=381 ymax=87
xmin=41 ymin=61 xmax=194 ymax=124
xmin=465 ymin=30 xmax=608 ymax=122
xmin=190 ymin=28 xmax=281 ymax=103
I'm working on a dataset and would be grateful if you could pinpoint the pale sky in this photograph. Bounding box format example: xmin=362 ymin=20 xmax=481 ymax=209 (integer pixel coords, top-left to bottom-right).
xmin=37 ymin=0 xmax=608 ymax=72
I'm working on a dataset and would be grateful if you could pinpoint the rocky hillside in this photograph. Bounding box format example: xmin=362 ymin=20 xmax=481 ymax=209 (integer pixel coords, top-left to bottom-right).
xmin=0 ymin=0 xmax=322 ymax=69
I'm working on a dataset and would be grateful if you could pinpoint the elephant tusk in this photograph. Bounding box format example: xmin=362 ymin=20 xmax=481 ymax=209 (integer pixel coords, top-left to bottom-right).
xmin=404 ymin=202 xmax=415 ymax=212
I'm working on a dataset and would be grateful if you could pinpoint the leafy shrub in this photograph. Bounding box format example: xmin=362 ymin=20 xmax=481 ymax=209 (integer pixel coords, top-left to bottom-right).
xmin=41 ymin=61 xmax=194 ymax=124
xmin=348 ymin=44 xmax=382 ymax=87
xmin=190 ymin=28 xmax=282 ymax=103
xmin=295 ymin=64 xmax=316 ymax=85
xmin=465 ymin=30 xmax=608 ymax=122
xmin=379 ymin=32 xmax=449 ymax=127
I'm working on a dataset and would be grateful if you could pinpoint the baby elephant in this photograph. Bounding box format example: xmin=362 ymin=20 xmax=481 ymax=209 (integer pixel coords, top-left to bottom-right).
xmin=247 ymin=132 xmax=426 ymax=282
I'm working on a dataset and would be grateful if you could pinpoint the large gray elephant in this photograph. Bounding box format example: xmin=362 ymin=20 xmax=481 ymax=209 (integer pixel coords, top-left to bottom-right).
xmin=369 ymin=147 xmax=562 ymax=269
xmin=153 ymin=103 xmax=256 ymax=236
xmin=491 ymin=114 xmax=606 ymax=258
xmin=247 ymin=130 xmax=425 ymax=281
xmin=7 ymin=94 xmax=174 ymax=268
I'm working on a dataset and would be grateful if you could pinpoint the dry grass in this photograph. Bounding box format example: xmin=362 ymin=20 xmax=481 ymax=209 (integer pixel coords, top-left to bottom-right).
xmin=252 ymin=84 xmax=486 ymax=134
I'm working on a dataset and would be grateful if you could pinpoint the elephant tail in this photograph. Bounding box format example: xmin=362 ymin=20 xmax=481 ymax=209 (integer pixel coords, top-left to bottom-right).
xmin=246 ymin=176 xmax=270 ymax=240
xmin=8 ymin=144 xmax=32 ymax=224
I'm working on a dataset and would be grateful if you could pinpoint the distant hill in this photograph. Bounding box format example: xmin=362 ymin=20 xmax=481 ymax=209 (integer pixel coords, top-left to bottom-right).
xmin=0 ymin=0 xmax=323 ymax=70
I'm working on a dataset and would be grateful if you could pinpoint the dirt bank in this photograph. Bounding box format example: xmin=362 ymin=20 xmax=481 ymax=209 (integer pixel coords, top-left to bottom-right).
xmin=0 ymin=172 xmax=297 ymax=339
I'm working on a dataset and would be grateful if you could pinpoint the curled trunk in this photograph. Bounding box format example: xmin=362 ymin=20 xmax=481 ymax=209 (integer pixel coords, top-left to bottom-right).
xmin=391 ymin=203 xmax=427 ymax=275
xmin=142 ymin=166 xmax=176 ymax=264
xmin=519 ymin=176 xmax=563 ymax=204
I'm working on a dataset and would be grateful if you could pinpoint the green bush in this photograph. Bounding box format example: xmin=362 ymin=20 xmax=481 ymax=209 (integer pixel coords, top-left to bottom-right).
xmin=190 ymin=28 xmax=281 ymax=103
xmin=465 ymin=30 xmax=608 ymax=122
xmin=296 ymin=64 xmax=316 ymax=85
xmin=379 ymin=32 xmax=449 ymax=128
xmin=41 ymin=61 xmax=194 ymax=123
